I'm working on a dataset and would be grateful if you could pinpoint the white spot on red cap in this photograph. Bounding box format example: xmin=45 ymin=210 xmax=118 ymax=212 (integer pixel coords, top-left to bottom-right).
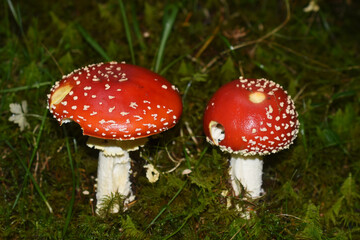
xmin=130 ymin=102 xmax=138 ymax=109
xmin=134 ymin=115 xmax=143 ymax=121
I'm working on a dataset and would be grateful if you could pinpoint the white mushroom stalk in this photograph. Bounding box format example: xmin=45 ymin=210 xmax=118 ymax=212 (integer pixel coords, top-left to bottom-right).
xmin=210 ymin=123 xmax=264 ymax=198
xmin=87 ymin=137 xmax=147 ymax=213
xmin=229 ymin=154 xmax=263 ymax=198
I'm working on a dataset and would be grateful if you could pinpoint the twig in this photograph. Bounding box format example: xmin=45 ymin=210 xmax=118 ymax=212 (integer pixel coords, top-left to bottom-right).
xmin=184 ymin=121 xmax=200 ymax=152
xmin=165 ymin=142 xmax=185 ymax=173
xmin=278 ymin=213 xmax=302 ymax=221
xmin=194 ymin=16 xmax=223 ymax=59
xmin=269 ymin=41 xmax=331 ymax=70
xmin=202 ymin=0 xmax=291 ymax=72
xmin=293 ymin=84 xmax=308 ymax=102
xmin=42 ymin=43 xmax=64 ymax=76
xmin=165 ymin=145 xmax=183 ymax=164
xmin=165 ymin=160 xmax=184 ymax=173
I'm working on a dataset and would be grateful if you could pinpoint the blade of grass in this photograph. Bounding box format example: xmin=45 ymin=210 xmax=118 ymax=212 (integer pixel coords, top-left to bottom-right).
xmin=144 ymin=180 xmax=187 ymax=232
xmin=118 ymin=0 xmax=136 ymax=64
xmin=182 ymin=80 xmax=192 ymax=104
xmin=159 ymin=39 xmax=205 ymax=76
xmin=160 ymin=148 xmax=200 ymax=238
xmin=11 ymin=108 xmax=52 ymax=213
xmin=131 ymin=1 xmax=146 ymax=51
xmin=218 ymin=33 xmax=240 ymax=60
xmin=6 ymin=0 xmax=24 ymax=34
xmin=0 ymin=81 xmax=52 ymax=94
xmin=6 ymin=140 xmax=53 ymax=214
xmin=144 ymin=146 xmax=208 ymax=232
xmin=6 ymin=107 xmax=52 ymax=213
xmin=153 ymin=3 xmax=179 ymax=73
xmin=62 ymin=128 xmax=77 ymax=237
xmin=76 ymin=24 xmax=111 ymax=62
xmin=159 ymin=55 xmax=185 ymax=76
xmin=163 ymin=213 xmax=193 ymax=239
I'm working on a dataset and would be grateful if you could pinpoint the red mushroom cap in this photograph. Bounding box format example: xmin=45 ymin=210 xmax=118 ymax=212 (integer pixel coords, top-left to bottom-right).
xmin=48 ymin=62 xmax=182 ymax=140
xmin=203 ymin=77 xmax=299 ymax=156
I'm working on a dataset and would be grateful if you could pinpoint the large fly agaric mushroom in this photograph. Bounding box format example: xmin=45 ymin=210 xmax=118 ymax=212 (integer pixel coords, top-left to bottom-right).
xmin=48 ymin=62 xmax=182 ymax=213
xmin=203 ymin=77 xmax=299 ymax=199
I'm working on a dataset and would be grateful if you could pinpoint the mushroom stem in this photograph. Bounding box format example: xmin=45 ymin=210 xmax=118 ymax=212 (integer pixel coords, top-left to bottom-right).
xmin=229 ymin=154 xmax=263 ymax=198
xmin=87 ymin=137 xmax=147 ymax=214
xmin=96 ymin=151 xmax=134 ymax=213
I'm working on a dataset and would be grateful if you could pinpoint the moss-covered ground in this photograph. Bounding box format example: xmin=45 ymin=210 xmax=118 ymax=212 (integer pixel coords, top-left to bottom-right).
xmin=1 ymin=0 xmax=360 ymax=239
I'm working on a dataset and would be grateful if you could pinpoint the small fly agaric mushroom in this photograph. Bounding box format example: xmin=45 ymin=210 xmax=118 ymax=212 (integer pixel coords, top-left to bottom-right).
xmin=48 ymin=62 xmax=182 ymax=213
xmin=203 ymin=77 xmax=299 ymax=199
